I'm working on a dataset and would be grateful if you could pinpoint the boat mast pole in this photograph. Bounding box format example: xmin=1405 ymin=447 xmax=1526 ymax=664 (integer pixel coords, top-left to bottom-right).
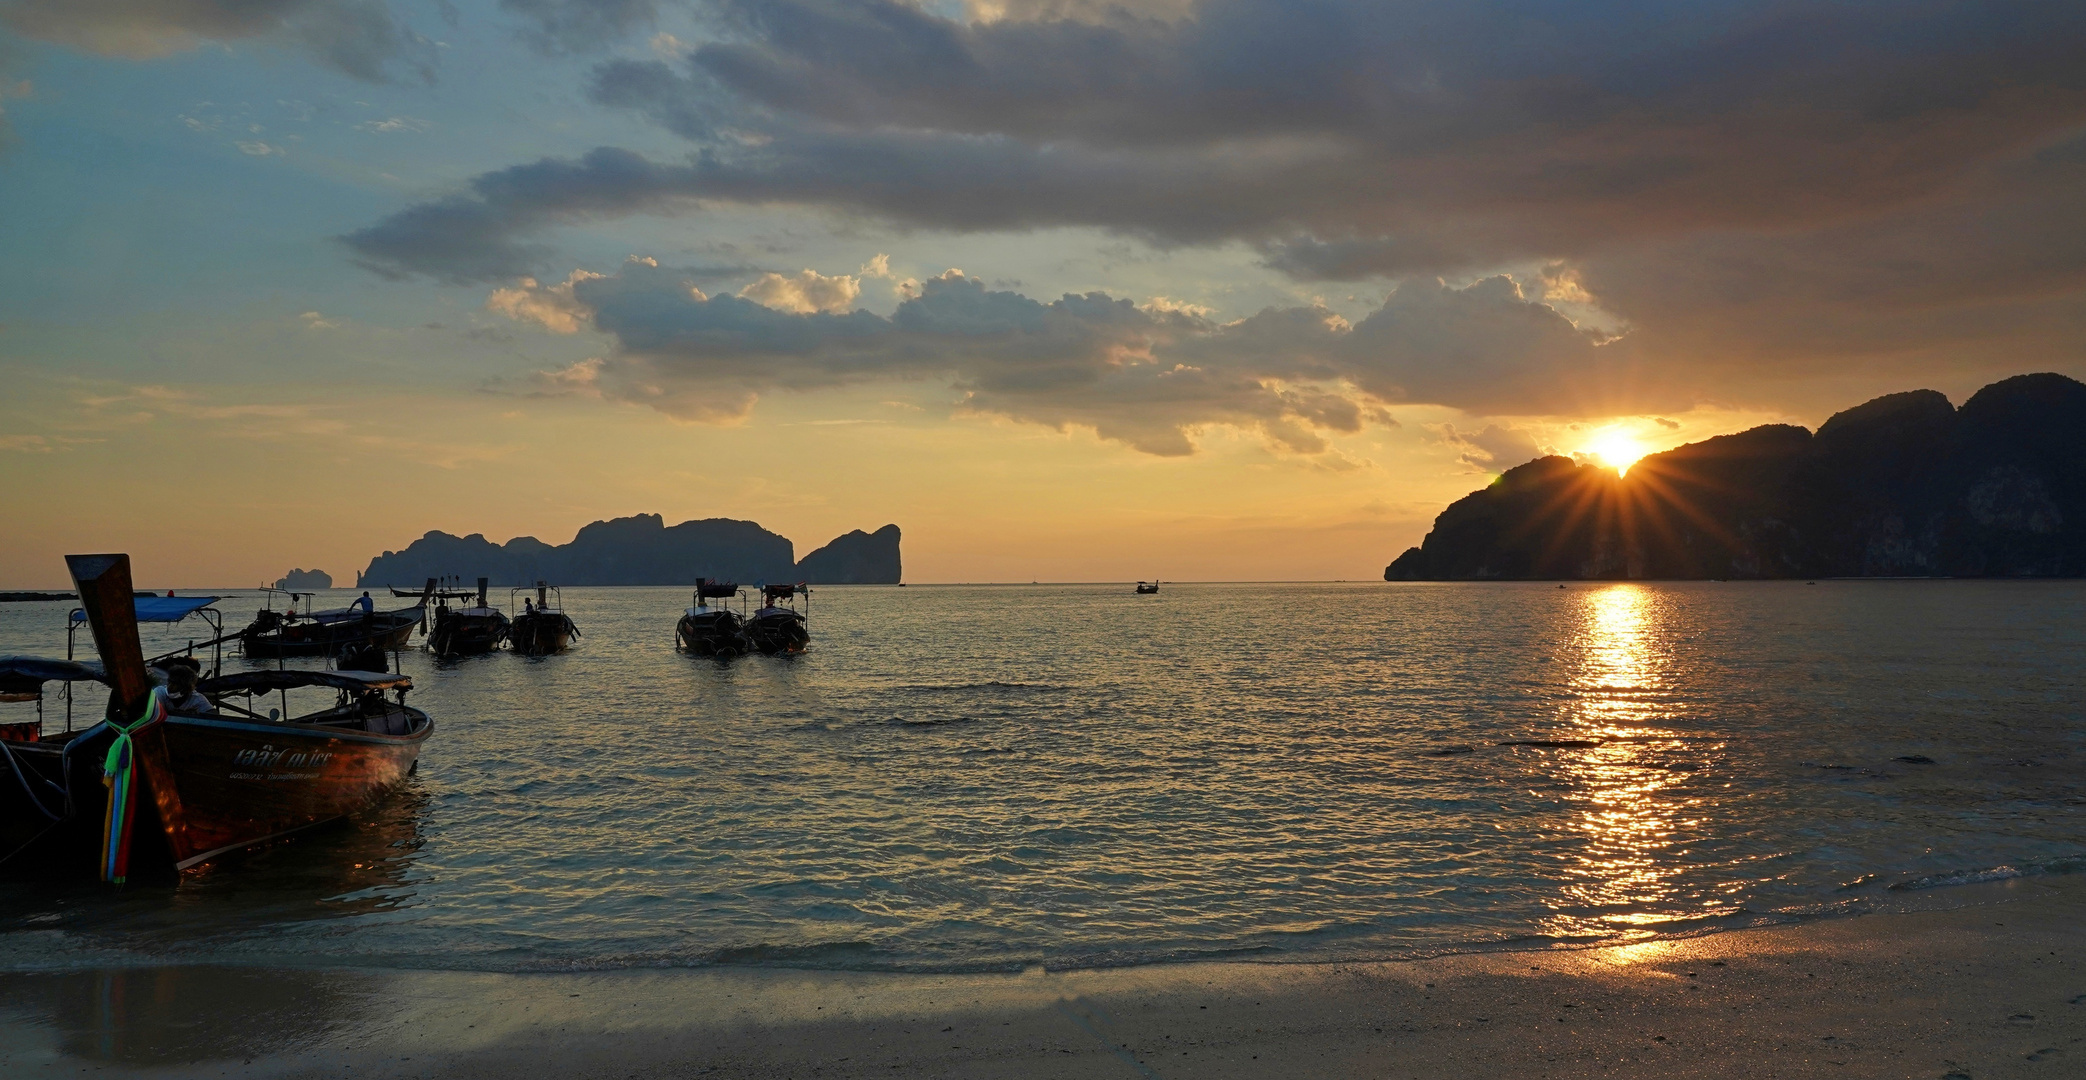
xmin=65 ymin=555 xmax=152 ymax=719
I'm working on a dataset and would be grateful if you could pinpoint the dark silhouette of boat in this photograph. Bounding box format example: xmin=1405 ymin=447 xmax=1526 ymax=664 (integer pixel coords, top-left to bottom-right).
xmin=508 ymin=582 xmax=579 ymax=656
xmin=240 ymin=580 xmax=429 ymax=659
xmin=388 ymin=576 xmax=479 ymax=600
xmin=2 ymin=554 xmax=432 ymax=880
xmin=427 ymin=578 xmax=508 ymax=658
xmin=745 ymin=583 xmax=810 ymax=655
xmin=1136 ymin=580 xmax=1160 ymax=594
xmin=676 ymin=578 xmax=747 ymax=657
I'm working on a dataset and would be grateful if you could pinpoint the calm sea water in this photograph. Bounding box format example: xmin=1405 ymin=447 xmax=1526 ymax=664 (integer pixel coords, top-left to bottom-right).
xmin=0 ymin=582 xmax=2080 ymax=974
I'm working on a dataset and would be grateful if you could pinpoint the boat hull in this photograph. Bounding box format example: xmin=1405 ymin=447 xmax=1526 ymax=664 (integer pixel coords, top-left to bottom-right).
xmin=676 ymin=611 xmax=747 ymax=657
xmin=508 ymin=613 xmax=575 ymax=656
xmin=135 ymin=709 xmax=429 ymax=869
xmin=2 ymin=708 xmax=428 ymax=876
xmin=242 ymin=614 xmax=418 ymax=658
xmin=429 ymin=612 xmax=509 ymax=657
xmin=745 ymin=611 xmax=809 ymax=655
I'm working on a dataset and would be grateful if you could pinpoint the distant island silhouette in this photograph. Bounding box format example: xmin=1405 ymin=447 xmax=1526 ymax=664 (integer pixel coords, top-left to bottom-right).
xmin=1387 ymin=373 xmax=2086 ymax=580
xmin=359 ymin=517 xmax=901 ymax=587
xmin=275 ymin=568 xmax=333 ymax=590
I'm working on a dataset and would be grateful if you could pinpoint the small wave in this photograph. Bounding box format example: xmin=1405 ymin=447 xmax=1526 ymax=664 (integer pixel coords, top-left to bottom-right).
xmin=884 ymin=714 xmax=977 ymax=728
xmin=1888 ymin=854 xmax=2086 ymax=892
xmin=892 ymin=681 xmax=1065 ymax=694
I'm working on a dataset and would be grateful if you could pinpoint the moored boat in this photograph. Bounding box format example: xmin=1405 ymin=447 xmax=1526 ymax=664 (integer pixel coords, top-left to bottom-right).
xmin=744 ymin=583 xmax=810 ymax=655
xmin=3 ymin=554 xmax=434 ymax=881
xmin=428 ymin=578 xmax=509 ymax=658
xmin=676 ymin=578 xmax=747 ymax=657
xmin=509 ymin=582 xmax=579 ymax=656
xmin=241 ymin=583 xmax=427 ymax=659
xmin=1136 ymin=580 xmax=1160 ymax=594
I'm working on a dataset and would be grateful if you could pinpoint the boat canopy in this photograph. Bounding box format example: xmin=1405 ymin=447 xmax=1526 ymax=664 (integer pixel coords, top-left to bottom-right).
xmin=199 ymin=669 xmax=413 ymax=694
xmin=0 ymin=655 xmax=110 ymax=686
xmin=69 ymin=596 xmax=219 ymax=625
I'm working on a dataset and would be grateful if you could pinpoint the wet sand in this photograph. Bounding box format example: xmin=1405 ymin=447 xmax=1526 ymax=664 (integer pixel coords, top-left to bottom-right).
xmin=2 ymin=874 xmax=2080 ymax=1079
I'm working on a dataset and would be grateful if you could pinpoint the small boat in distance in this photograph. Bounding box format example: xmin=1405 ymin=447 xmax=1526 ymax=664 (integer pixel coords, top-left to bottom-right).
xmin=745 ymin=583 xmax=810 ymax=655
xmin=509 ymin=582 xmax=579 ymax=656
xmin=1136 ymin=580 xmax=1160 ymax=594
xmin=428 ymin=578 xmax=509 ymax=658
xmin=676 ymin=578 xmax=748 ymax=658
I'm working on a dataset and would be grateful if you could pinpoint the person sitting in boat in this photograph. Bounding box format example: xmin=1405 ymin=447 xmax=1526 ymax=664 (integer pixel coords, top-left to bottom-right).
xmin=523 ymin=597 xmax=536 ymax=615
xmin=163 ymin=662 xmax=215 ymax=716
xmin=353 ymin=591 xmax=375 ymax=615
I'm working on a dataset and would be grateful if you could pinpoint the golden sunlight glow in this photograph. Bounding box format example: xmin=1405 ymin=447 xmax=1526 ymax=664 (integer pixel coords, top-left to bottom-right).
xmin=1582 ymin=429 xmax=1650 ymax=473
xmin=1537 ymin=586 xmax=1732 ymax=943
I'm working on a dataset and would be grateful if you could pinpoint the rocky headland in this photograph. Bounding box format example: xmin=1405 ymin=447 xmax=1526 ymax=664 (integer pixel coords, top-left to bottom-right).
xmin=1387 ymin=372 xmax=2086 ymax=580
xmin=359 ymin=515 xmax=901 ymax=587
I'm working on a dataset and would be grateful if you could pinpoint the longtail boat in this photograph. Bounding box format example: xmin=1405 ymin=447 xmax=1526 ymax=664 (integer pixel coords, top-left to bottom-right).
xmin=508 ymin=582 xmax=579 ymax=656
xmin=675 ymin=578 xmax=747 ymax=657
xmin=240 ymin=579 xmax=430 ymax=659
xmin=745 ymin=583 xmax=810 ymax=655
xmin=0 ymin=555 xmax=432 ymax=881
xmin=428 ymin=577 xmax=509 ymax=658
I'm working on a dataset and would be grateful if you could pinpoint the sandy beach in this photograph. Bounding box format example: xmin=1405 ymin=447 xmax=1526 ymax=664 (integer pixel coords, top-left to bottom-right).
xmin=0 ymin=874 xmax=2077 ymax=1079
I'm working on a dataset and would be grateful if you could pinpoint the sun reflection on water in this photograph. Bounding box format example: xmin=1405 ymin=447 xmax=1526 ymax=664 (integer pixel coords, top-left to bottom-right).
xmin=1542 ymin=586 xmax=1726 ymax=941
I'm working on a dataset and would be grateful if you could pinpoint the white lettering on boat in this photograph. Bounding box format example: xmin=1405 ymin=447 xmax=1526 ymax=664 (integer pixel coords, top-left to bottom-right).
xmin=232 ymin=744 xmax=333 ymax=774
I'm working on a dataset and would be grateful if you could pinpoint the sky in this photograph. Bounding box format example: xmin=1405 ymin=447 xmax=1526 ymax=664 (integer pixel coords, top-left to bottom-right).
xmin=1 ymin=0 xmax=2081 ymax=587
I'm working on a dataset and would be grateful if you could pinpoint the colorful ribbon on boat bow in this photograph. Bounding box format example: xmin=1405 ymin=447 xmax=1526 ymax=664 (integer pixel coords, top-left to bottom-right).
xmin=100 ymin=686 xmax=166 ymax=885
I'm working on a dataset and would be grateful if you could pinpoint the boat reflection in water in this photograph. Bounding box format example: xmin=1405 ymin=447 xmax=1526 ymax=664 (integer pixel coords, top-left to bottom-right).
xmin=0 ymin=788 xmax=428 ymax=1067
xmin=0 ymin=796 xmax=423 ymax=1065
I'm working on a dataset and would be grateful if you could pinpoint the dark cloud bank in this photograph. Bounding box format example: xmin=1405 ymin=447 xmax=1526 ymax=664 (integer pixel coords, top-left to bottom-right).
xmin=339 ymin=0 xmax=2086 ymax=448
xmin=0 ymin=0 xmax=664 ymax=80
xmin=499 ymin=259 xmax=1621 ymax=454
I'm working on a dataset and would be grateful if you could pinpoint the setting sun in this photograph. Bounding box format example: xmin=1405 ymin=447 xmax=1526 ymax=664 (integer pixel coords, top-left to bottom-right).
xmin=1585 ymin=430 xmax=1651 ymax=473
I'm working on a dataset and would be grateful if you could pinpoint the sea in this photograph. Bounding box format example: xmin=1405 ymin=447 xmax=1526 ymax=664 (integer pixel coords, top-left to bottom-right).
xmin=0 ymin=581 xmax=2080 ymax=975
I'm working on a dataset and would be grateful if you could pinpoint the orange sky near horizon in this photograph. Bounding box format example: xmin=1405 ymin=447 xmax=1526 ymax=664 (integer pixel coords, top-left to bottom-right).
xmin=1 ymin=363 xmax=1807 ymax=588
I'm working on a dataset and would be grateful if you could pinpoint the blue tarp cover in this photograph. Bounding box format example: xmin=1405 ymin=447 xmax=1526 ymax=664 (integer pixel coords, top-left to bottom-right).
xmin=69 ymin=596 xmax=220 ymax=624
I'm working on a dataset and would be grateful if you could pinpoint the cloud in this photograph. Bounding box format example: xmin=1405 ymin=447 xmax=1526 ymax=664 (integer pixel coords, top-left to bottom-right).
xmin=355 ymin=115 xmax=430 ymax=133
xmin=0 ymin=433 xmax=53 ymax=452
xmin=482 ymin=257 xmax=1645 ymax=453
xmin=339 ymin=147 xmax=703 ymax=282
xmin=487 ymin=268 xmax=607 ymax=333
xmin=0 ymin=78 xmax=28 ymax=150
xmin=738 ymin=268 xmax=861 ymax=314
xmin=1432 ymin=423 xmax=1547 ymax=471
xmin=1 ymin=0 xmax=437 ymax=83
xmin=344 ymin=0 xmax=2086 ymax=411
xmin=499 ymin=0 xmax=660 ymax=54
